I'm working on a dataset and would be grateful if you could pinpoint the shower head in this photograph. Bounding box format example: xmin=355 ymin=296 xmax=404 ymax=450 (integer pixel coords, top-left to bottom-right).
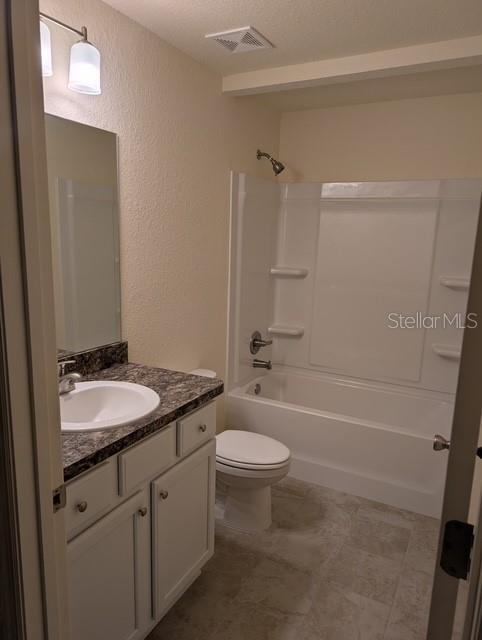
xmin=271 ymin=158 xmax=285 ymax=176
xmin=257 ymin=149 xmax=285 ymax=176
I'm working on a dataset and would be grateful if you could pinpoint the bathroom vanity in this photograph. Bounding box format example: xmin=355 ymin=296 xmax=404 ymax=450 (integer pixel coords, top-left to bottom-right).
xmin=46 ymin=115 xmax=224 ymax=639
xmin=60 ymin=356 xmax=223 ymax=640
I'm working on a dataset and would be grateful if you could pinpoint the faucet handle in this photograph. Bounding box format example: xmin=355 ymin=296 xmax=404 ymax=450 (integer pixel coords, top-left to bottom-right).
xmin=58 ymin=360 xmax=76 ymax=377
xmin=250 ymin=331 xmax=273 ymax=354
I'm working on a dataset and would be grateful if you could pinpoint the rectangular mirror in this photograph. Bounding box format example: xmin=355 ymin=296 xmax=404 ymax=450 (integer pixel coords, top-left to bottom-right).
xmin=45 ymin=114 xmax=121 ymax=355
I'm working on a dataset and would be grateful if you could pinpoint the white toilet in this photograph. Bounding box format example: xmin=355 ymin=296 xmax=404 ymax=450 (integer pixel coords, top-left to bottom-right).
xmin=216 ymin=429 xmax=290 ymax=531
xmin=189 ymin=368 xmax=291 ymax=531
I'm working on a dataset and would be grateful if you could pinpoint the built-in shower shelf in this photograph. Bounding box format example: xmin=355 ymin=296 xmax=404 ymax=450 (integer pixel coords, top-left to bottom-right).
xmin=439 ymin=276 xmax=470 ymax=291
xmin=268 ymin=325 xmax=305 ymax=337
xmin=432 ymin=344 xmax=461 ymax=361
xmin=269 ymin=267 xmax=309 ymax=278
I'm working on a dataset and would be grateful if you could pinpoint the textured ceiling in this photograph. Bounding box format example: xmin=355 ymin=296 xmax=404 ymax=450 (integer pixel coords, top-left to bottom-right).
xmin=103 ymin=0 xmax=482 ymax=75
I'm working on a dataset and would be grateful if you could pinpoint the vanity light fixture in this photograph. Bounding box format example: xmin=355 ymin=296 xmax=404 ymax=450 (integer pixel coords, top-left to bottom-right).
xmin=39 ymin=12 xmax=101 ymax=95
xmin=40 ymin=20 xmax=53 ymax=77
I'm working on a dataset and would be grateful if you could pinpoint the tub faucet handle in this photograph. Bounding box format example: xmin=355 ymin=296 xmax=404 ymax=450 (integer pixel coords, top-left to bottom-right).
xmin=250 ymin=330 xmax=273 ymax=354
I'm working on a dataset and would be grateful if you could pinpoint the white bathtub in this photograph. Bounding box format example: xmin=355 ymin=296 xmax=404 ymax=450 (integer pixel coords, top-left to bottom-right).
xmin=226 ymin=371 xmax=454 ymax=517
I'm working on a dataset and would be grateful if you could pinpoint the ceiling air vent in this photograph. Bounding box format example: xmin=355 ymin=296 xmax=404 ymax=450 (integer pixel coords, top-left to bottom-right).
xmin=205 ymin=27 xmax=274 ymax=54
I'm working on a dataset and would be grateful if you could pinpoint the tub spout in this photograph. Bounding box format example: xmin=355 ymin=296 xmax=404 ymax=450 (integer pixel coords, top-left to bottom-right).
xmin=253 ymin=358 xmax=272 ymax=370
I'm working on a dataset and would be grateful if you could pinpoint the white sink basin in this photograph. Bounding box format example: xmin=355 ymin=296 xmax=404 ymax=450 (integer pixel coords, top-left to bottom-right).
xmin=60 ymin=381 xmax=160 ymax=433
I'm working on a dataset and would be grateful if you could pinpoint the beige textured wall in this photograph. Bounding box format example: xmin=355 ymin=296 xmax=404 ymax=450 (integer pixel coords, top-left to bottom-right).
xmin=40 ymin=0 xmax=279 ymax=384
xmin=279 ymin=93 xmax=482 ymax=182
xmin=41 ymin=0 xmax=280 ymax=387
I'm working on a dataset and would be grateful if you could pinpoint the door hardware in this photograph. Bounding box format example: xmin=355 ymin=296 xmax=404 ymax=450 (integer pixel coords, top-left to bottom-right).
xmin=433 ymin=434 xmax=451 ymax=451
xmin=440 ymin=520 xmax=474 ymax=580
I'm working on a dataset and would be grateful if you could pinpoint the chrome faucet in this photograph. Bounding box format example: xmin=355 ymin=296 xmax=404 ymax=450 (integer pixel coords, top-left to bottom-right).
xmin=252 ymin=358 xmax=272 ymax=370
xmin=58 ymin=360 xmax=82 ymax=395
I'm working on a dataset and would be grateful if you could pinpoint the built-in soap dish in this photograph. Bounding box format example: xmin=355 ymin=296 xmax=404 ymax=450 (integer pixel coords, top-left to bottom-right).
xmin=432 ymin=344 xmax=461 ymax=361
xmin=268 ymin=325 xmax=304 ymax=337
xmin=439 ymin=276 xmax=470 ymax=291
xmin=269 ymin=267 xmax=309 ymax=278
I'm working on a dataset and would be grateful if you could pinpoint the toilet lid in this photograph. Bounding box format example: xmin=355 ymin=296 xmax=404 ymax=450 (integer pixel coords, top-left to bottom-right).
xmin=216 ymin=430 xmax=290 ymax=467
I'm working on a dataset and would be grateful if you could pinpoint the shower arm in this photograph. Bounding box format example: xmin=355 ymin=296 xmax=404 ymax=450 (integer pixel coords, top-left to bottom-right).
xmin=256 ymin=150 xmax=273 ymax=161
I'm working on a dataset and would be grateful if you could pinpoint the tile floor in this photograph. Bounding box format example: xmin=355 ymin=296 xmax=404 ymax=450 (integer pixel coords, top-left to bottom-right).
xmin=147 ymin=477 xmax=441 ymax=640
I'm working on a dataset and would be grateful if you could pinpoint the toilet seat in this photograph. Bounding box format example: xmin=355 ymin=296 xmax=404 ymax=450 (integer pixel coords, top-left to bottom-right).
xmin=216 ymin=430 xmax=290 ymax=471
xmin=216 ymin=457 xmax=290 ymax=471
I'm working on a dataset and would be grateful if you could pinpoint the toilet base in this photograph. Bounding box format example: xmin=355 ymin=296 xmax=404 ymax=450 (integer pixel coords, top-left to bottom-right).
xmin=221 ymin=485 xmax=272 ymax=532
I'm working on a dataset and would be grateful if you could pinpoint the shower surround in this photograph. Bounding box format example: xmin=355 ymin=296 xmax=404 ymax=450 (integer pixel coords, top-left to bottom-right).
xmin=226 ymin=174 xmax=482 ymax=516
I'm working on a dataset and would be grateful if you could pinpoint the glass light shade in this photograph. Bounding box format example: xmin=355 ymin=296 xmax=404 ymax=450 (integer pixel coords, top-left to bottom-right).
xmin=40 ymin=21 xmax=53 ymax=77
xmin=68 ymin=41 xmax=101 ymax=95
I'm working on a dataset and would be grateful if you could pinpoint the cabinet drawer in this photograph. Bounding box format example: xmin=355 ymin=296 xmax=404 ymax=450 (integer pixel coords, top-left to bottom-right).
xmin=65 ymin=460 xmax=118 ymax=538
xmin=177 ymin=403 xmax=216 ymax=457
xmin=119 ymin=424 xmax=176 ymax=495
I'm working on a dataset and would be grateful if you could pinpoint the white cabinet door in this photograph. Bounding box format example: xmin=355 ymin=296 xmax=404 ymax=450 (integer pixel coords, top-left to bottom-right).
xmin=67 ymin=490 xmax=151 ymax=640
xmin=152 ymin=439 xmax=216 ymax=618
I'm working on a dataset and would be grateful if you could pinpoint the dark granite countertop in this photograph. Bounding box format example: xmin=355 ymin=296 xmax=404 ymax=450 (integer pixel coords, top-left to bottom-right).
xmin=62 ymin=363 xmax=223 ymax=482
